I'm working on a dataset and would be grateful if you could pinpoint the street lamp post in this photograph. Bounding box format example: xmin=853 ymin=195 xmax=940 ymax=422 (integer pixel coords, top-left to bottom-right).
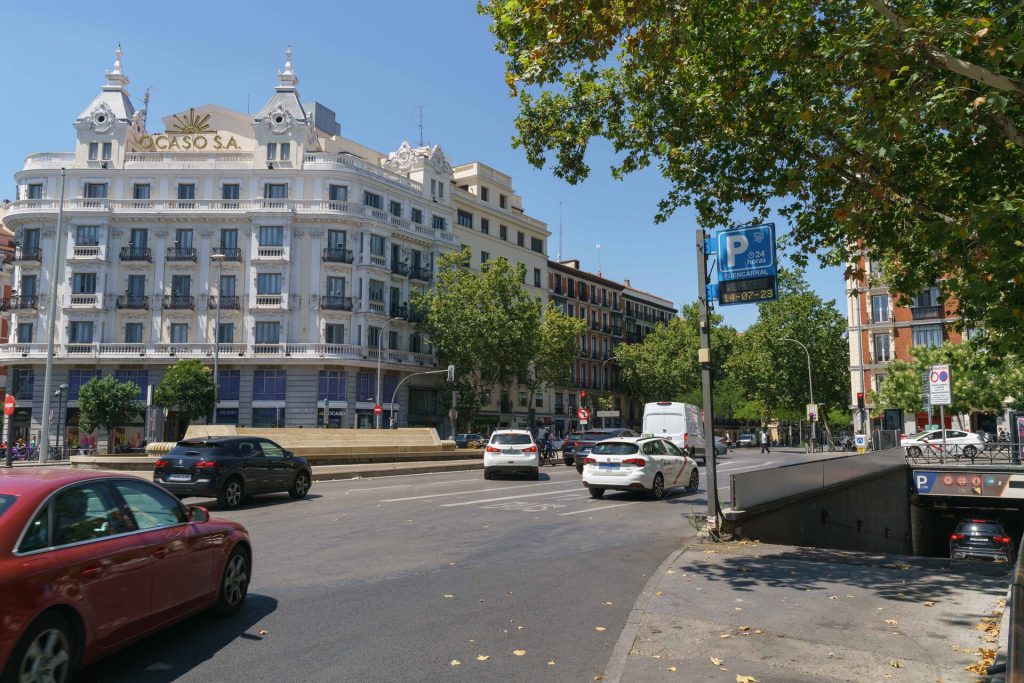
xmin=779 ymin=337 xmax=815 ymax=443
xmin=375 ymin=316 xmax=404 ymax=429
xmin=55 ymin=384 xmax=68 ymax=456
xmin=210 ymin=254 xmax=225 ymax=424
xmin=39 ymin=168 xmax=67 ymax=463
xmin=600 ymin=355 xmax=617 ymax=428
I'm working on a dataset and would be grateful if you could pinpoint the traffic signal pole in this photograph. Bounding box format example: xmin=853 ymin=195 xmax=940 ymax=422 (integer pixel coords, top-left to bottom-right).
xmin=696 ymin=229 xmax=720 ymax=536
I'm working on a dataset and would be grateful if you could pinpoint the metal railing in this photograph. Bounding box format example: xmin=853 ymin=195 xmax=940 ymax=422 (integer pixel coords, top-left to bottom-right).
xmin=212 ymin=247 xmax=242 ymax=262
xmin=116 ymin=295 xmax=149 ymax=310
xmin=166 ymin=247 xmax=197 ymax=262
xmin=903 ymin=441 xmax=1024 ymax=466
xmin=322 ymin=247 xmax=354 ymax=263
xmin=319 ymin=295 xmax=353 ymax=311
xmin=119 ymin=246 xmax=152 ymax=262
xmin=4 ymin=295 xmax=38 ymax=310
xmin=911 ymin=305 xmax=943 ymax=320
xmin=162 ymin=295 xmax=195 ymax=310
xmin=208 ymin=295 xmax=241 ymax=310
xmin=15 ymin=247 xmax=42 ymax=262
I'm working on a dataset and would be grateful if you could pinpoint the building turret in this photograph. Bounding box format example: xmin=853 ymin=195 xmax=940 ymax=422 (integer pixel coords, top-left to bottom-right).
xmin=252 ymin=47 xmax=318 ymax=167
xmin=73 ymin=45 xmax=136 ymax=169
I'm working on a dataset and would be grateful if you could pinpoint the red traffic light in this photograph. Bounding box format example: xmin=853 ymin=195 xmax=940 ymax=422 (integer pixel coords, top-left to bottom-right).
xmin=856 ymin=392 xmax=863 ymax=399
xmin=580 ymin=390 xmax=586 ymax=398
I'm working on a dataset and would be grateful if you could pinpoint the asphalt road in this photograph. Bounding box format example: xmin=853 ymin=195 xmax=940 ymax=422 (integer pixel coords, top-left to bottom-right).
xmin=75 ymin=447 xmax=843 ymax=682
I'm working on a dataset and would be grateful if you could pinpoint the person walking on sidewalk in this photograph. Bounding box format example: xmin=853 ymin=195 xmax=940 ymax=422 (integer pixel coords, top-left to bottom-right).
xmin=760 ymin=428 xmax=771 ymax=454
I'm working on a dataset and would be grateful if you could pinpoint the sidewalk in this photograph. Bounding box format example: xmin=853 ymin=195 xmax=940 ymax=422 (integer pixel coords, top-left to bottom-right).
xmin=604 ymin=541 xmax=1010 ymax=682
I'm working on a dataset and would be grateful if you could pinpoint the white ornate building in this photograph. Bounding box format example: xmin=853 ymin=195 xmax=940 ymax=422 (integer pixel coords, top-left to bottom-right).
xmin=3 ymin=48 xmax=489 ymax=443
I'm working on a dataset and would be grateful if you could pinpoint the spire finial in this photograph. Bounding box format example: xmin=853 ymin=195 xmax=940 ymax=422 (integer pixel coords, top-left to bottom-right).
xmin=113 ymin=43 xmax=123 ymax=74
xmin=277 ymin=46 xmax=298 ymax=89
xmin=104 ymin=43 xmax=129 ymax=89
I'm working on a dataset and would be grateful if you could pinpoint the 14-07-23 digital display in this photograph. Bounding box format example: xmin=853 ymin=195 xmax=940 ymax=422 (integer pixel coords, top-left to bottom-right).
xmin=719 ymin=276 xmax=778 ymax=305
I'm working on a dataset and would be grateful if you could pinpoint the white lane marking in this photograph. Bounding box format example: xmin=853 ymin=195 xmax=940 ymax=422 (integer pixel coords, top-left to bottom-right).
xmin=559 ymin=502 xmax=640 ymax=516
xmin=381 ymin=480 xmax=562 ymax=502
xmin=438 ymin=488 xmax=585 ymax=507
xmin=340 ymin=478 xmax=481 ymax=493
xmin=715 ymin=461 xmax=775 ymax=473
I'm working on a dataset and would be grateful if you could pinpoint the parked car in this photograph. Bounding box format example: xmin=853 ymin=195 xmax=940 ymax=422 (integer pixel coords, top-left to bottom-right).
xmin=561 ymin=432 xmax=584 ymax=466
xmin=736 ymin=433 xmax=757 ymax=448
xmin=483 ymin=430 xmax=539 ymax=480
xmin=950 ymin=518 xmax=1015 ymax=563
xmin=713 ymin=437 xmax=728 ymax=456
xmin=572 ymin=428 xmax=640 ymax=473
xmin=455 ymin=433 xmax=485 ymax=449
xmin=153 ymin=436 xmax=313 ymax=509
xmin=581 ymin=436 xmax=700 ymax=499
xmin=0 ymin=469 xmax=251 ymax=683
xmin=901 ymin=430 xmax=985 ymax=457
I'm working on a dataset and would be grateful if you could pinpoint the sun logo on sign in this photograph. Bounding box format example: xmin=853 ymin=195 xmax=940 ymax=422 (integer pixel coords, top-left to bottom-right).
xmin=168 ymin=108 xmax=213 ymax=134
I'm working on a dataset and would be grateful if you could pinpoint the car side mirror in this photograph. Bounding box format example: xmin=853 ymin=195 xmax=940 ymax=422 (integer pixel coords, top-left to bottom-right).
xmin=188 ymin=505 xmax=210 ymax=523
xmin=284 ymin=450 xmax=294 ymax=458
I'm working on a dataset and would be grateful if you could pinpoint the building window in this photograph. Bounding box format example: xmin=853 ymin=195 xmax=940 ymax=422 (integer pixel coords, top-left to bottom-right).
xmin=457 ymin=210 xmax=473 ymax=228
xmin=27 ymin=183 xmax=43 ymax=199
xmin=390 ymin=200 xmax=402 ymax=218
xmin=519 ymin=391 xmax=528 ymax=408
xmin=115 ymin=369 xmax=147 ymax=399
xmin=388 ymin=330 xmax=398 ymax=351
xmin=911 ymin=324 xmax=944 ymax=348
xmin=499 ymin=194 xmax=508 ymax=209
xmin=72 ymin=273 xmax=96 ymax=294
xmin=88 ymin=142 xmax=99 ymax=160
xmin=84 ymin=183 xmax=108 ymax=199
xmin=256 ymin=273 xmax=282 ymax=295
xmin=356 ymin=371 xmax=375 ymax=401
xmin=368 ymin=326 xmax=381 ymax=348
xmin=871 ymin=295 xmax=889 ymax=323
xmin=410 ymin=333 xmax=422 ymax=353
xmin=132 ymin=183 xmax=150 ymax=200
xmin=480 ymin=186 xmax=489 ymax=202
xmin=329 ymin=184 xmax=348 ymax=202
xmin=279 ymin=143 xmax=290 ymax=161
xmin=411 ymin=207 xmax=423 ymax=224
xmin=531 ymin=236 xmax=543 ymax=253
xmin=254 ymin=321 xmax=281 ymax=344
xmin=16 ymin=322 xmax=33 ymax=343
xmin=325 ymin=323 xmax=345 ymax=344
xmin=220 ymin=229 xmax=238 ymax=250
xmin=222 ymin=184 xmax=240 ymax=200
xmin=68 ymin=369 xmax=102 ymax=400
xmin=253 ymin=370 xmax=286 ymax=400
xmin=383 ymin=374 xmax=398 ymax=402
xmin=499 ymin=225 xmax=508 ymax=241
xmin=102 ymin=142 xmax=112 ymax=161
xmin=218 ymin=370 xmax=240 ymax=401
xmin=319 ymin=370 xmax=346 ymax=401
xmin=12 ymin=368 xmax=34 ymax=400
xmin=533 ymin=268 xmax=542 ymax=288
xmin=913 ymin=287 xmax=940 ymax=308
xmin=873 ymin=333 xmax=892 ymax=362
xmin=266 ymin=142 xmax=277 ymax=161
xmin=169 ymin=323 xmax=189 ymax=343
xmin=263 ymin=183 xmax=288 ymax=199
xmin=252 ymin=407 xmax=286 ymax=427
xmin=480 ymin=218 xmax=490 ymax=235
xmin=370 ymin=234 xmax=386 ymax=256
xmin=218 ymin=323 xmax=234 ymax=344
xmin=480 ymin=251 xmax=490 ymax=266
xmin=124 ymin=323 xmax=143 ymax=344
xmin=517 ymin=231 xmax=525 ymax=247
xmin=432 ymin=215 xmax=447 ymax=231
xmin=258 ymin=226 xmax=284 ymax=246
xmin=363 ymin=191 xmax=383 ymax=210
xmin=75 ymin=226 xmax=99 ymax=246
xmin=68 ymin=321 xmax=94 ymax=343
xmin=176 ymin=183 xmax=195 ymax=200
xmin=535 ymin=396 xmax=543 ymax=408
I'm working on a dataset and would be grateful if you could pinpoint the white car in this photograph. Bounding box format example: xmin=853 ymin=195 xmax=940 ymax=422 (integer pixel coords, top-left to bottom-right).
xmin=581 ymin=437 xmax=699 ymax=499
xmin=901 ymin=429 xmax=984 ymax=456
xmin=484 ymin=429 xmax=540 ymax=480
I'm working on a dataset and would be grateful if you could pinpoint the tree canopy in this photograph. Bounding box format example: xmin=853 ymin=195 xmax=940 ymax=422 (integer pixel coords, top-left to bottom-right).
xmin=480 ymin=0 xmax=1024 ymax=349
xmin=78 ymin=376 xmax=144 ymax=453
xmin=154 ymin=359 xmax=216 ymax=434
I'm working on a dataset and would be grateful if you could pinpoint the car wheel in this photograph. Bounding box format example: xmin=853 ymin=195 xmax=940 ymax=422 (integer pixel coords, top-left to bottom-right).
xmin=576 ymin=464 xmax=583 ymax=474
xmin=6 ymin=612 xmax=76 ymax=683
xmin=289 ymin=471 xmax=311 ymax=499
xmin=564 ymin=459 xmax=572 ymax=466
xmin=531 ymin=468 xmax=540 ymax=481
xmin=687 ymin=469 xmax=699 ymax=492
xmin=483 ymin=469 xmax=492 ymax=480
xmin=212 ymin=546 xmax=250 ymax=616
xmin=907 ymin=446 xmax=922 ymax=458
xmin=962 ymin=445 xmax=978 ymax=458
xmin=589 ymin=487 xmax=605 ymax=499
xmin=650 ymin=473 xmax=665 ymax=500
xmin=217 ymin=477 xmax=245 ymax=510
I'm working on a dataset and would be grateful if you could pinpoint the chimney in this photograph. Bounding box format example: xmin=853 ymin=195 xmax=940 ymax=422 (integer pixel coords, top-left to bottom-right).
xmin=623 ymin=279 xmax=630 ymax=288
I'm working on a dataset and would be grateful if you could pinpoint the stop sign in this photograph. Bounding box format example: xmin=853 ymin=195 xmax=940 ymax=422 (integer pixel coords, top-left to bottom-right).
xmin=373 ymin=405 xmax=383 ymax=415
xmin=3 ymin=395 xmax=14 ymax=417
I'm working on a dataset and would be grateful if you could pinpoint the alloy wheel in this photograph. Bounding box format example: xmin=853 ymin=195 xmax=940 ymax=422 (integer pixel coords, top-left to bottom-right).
xmin=19 ymin=627 xmax=71 ymax=683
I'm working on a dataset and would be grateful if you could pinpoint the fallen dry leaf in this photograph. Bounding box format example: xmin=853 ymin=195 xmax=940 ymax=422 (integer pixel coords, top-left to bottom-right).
xmin=738 ymin=626 xmax=751 ymax=632
xmin=829 ymin=596 xmax=838 ymax=600
xmin=666 ymin=569 xmax=676 ymax=574
xmin=711 ymin=657 xmax=723 ymax=666
xmin=476 ymin=655 xmax=489 ymax=661
xmin=656 ymin=591 xmax=664 ymax=596
xmin=736 ymin=675 xmax=758 ymax=683
xmin=550 ymin=661 xmax=557 ymax=667
xmin=667 ymin=666 xmax=678 ymax=672
xmin=890 ymin=659 xmax=902 ymax=668
xmin=754 ymin=629 xmax=763 ymax=635
xmin=735 ymin=607 xmax=743 ymax=612
xmin=604 ymin=601 xmax=614 ymax=606
xmin=720 ymin=634 xmax=731 ymax=639
xmin=513 ymin=649 xmax=526 ymax=656
xmin=884 ymin=619 xmax=898 ymax=626
xmin=653 ymin=655 xmax=663 ymax=659
xmin=478 ymin=599 xmax=485 ymax=603
xmin=924 ymin=601 xmax=935 ymax=607
xmin=595 ymin=627 xmax=607 ymax=632
xmin=443 ymin=594 xmax=454 ymax=599
xmin=450 ymin=659 xmax=461 ymax=666
xmin=257 ymin=629 xmax=269 ymax=636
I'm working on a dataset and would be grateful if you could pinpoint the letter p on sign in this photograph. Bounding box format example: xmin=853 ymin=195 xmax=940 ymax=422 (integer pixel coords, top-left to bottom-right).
xmin=725 ymin=234 xmax=749 ymax=269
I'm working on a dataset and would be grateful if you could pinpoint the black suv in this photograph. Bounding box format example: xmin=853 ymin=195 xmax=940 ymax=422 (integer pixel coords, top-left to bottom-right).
xmin=154 ymin=437 xmax=312 ymax=509
xmin=570 ymin=428 xmax=640 ymax=472
xmin=950 ymin=518 xmax=1015 ymax=563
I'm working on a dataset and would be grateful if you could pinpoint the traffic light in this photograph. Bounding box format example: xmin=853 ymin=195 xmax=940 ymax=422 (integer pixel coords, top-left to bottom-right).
xmin=579 ymin=390 xmax=587 ymax=407
xmin=857 ymin=392 xmax=865 ymax=410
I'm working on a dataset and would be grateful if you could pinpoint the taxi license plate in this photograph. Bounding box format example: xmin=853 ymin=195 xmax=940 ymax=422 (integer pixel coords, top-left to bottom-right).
xmin=503 ymin=449 xmax=517 ymax=455
xmin=598 ymin=463 xmax=619 ymax=470
xmin=167 ymin=474 xmax=191 ymax=482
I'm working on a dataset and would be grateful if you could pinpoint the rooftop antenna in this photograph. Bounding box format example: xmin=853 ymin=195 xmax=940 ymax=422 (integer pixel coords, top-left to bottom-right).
xmin=596 ymin=243 xmax=602 ymax=276
xmin=558 ymin=201 xmax=563 ymax=261
xmin=247 ymin=94 xmax=250 ymax=115
xmin=417 ymin=106 xmax=424 ymax=146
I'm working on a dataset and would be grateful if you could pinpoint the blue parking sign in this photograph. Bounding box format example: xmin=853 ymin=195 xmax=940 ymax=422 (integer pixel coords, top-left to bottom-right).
xmin=717 ymin=223 xmax=777 ymax=282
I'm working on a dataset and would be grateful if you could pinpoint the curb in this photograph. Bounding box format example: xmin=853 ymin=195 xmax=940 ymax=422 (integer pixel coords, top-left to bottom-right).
xmin=602 ymin=545 xmax=689 ymax=683
xmin=311 ymin=462 xmax=482 ymax=481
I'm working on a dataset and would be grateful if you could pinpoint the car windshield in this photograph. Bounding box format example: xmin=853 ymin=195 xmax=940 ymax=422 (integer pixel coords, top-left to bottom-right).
xmin=169 ymin=442 xmax=229 ymax=457
xmin=0 ymin=494 xmax=15 ymax=520
xmin=906 ymin=430 xmax=940 ymax=441
xmin=567 ymin=434 xmax=582 ymax=441
xmin=491 ymin=434 xmax=532 ymax=445
xmin=581 ymin=431 xmax=612 ymax=440
xmin=592 ymin=442 xmax=640 ymax=455
xmin=740 ymin=433 xmax=754 ymax=439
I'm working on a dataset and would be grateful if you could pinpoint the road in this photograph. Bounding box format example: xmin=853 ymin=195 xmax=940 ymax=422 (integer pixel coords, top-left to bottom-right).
xmin=76 ymin=447 xmax=842 ymax=682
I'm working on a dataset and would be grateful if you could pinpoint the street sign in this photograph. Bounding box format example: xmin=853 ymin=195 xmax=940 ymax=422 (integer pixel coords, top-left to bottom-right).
xmin=928 ymin=364 xmax=952 ymax=406
xmin=806 ymin=403 xmax=818 ymax=422
xmin=373 ymin=405 xmax=383 ymax=415
xmin=577 ymin=408 xmax=590 ymax=422
xmin=855 ymin=433 xmax=866 ymax=454
xmin=714 ymin=223 xmax=779 ymax=306
xmin=3 ymin=395 xmax=15 ymax=417
xmin=596 ymin=410 xmax=620 ymax=418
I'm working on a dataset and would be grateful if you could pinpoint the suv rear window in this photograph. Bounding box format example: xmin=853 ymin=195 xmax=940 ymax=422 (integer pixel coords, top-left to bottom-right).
xmin=581 ymin=431 xmax=613 ymax=440
xmin=592 ymin=443 xmax=639 ymax=455
xmin=168 ymin=442 xmax=229 ymax=457
xmin=491 ymin=434 xmax=532 ymax=445
xmin=957 ymin=521 xmax=1004 ymax=535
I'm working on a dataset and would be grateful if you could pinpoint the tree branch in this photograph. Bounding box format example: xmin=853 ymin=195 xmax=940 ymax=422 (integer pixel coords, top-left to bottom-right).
xmin=866 ymin=0 xmax=1024 ymax=98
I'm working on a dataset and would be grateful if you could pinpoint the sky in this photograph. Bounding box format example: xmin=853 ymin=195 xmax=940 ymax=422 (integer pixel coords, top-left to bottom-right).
xmin=0 ymin=1 xmax=845 ymax=330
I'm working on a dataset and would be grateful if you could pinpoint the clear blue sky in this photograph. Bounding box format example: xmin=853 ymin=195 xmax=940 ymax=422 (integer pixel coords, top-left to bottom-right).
xmin=0 ymin=1 xmax=845 ymax=330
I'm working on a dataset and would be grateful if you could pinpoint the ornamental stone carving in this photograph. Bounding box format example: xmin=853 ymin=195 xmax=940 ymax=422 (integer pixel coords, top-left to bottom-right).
xmin=89 ymin=103 xmax=116 ymax=134
xmin=428 ymin=145 xmax=453 ymax=177
xmin=384 ymin=142 xmax=419 ymax=174
xmin=264 ymin=103 xmax=294 ymax=135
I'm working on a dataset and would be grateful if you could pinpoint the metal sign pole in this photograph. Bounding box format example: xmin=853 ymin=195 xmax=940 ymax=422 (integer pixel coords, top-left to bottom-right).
xmin=696 ymin=228 xmax=719 ymax=534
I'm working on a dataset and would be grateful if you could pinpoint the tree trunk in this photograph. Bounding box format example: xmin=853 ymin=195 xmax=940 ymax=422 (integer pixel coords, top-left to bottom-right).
xmin=106 ymin=427 xmax=114 ymax=454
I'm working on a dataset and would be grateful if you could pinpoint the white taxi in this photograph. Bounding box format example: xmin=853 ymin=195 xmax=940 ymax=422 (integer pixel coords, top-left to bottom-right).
xmin=484 ymin=429 xmax=540 ymax=480
xmin=581 ymin=436 xmax=699 ymax=499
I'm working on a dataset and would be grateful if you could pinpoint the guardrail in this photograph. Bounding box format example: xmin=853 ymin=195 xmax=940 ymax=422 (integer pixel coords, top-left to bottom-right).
xmin=904 ymin=442 xmax=1023 ymax=466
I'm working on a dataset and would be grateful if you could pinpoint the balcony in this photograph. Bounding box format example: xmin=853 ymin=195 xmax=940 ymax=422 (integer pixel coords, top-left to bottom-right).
xmin=162 ymin=295 xmax=194 ymax=310
xmin=590 ymin=321 xmax=601 ymax=331
xmin=367 ymin=300 xmax=386 ymax=314
xmin=116 ymin=295 xmax=149 ymax=310
xmin=390 ymin=303 xmax=409 ymax=319
xmin=212 ymin=247 xmax=242 ymax=262
xmin=322 ymin=247 xmax=354 ymax=264
xmin=553 ymin=285 xmax=563 ymax=295
xmin=390 ymin=262 xmax=410 ymax=277
xmin=602 ymin=324 xmax=611 ymax=334
xmin=3 ymin=295 xmax=38 ymax=311
xmin=166 ymin=247 xmax=197 ymax=262
xmin=68 ymin=293 xmax=100 ymax=308
xmin=120 ymin=246 xmax=152 ymax=262
xmin=407 ymin=306 xmax=424 ymax=323
xmin=911 ymin=305 xmax=943 ymax=320
xmin=611 ymin=325 xmax=623 ymax=337
xmin=71 ymin=245 xmax=104 ymax=260
xmin=256 ymin=246 xmax=287 ymax=260
xmin=319 ymin=295 xmax=353 ymax=311
xmin=14 ymin=247 xmax=42 ymax=263
xmin=208 ymin=295 xmax=241 ymax=310
xmin=410 ymin=266 xmax=433 ymax=282
xmin=254 ymin=294 xmax=284 ymax=308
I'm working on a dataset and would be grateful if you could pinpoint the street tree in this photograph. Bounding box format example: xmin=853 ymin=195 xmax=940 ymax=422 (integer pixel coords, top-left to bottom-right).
xmin=413 ymin=248 xmax=542 ymax=429
xmin=154 ymin=359 xmax=216 ymax=436
xmin=725 ymin=270 xmax=849 ymax=422
xmin=524 ymin=303 xmax=589 ymax=426
xmin=78 ymin=376 xmax=144 ymax=454
xmin=480 ymin=0 xmax=1024 ymax=350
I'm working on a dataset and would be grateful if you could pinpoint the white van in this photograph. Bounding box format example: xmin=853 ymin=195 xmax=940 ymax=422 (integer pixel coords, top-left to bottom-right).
xmin=642 ymin=402 xmax=707 ymax=463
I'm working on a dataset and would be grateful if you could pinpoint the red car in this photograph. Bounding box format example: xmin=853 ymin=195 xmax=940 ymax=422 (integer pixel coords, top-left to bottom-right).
xmin=0 ymin=469 xmax=252 ymax=683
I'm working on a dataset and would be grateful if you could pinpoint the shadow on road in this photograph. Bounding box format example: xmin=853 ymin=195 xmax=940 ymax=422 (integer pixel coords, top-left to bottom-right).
xmin=188 ymin=492 xmax=324 ymax=511
xmin=74 ymin=593 xmax=279 ymax=682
